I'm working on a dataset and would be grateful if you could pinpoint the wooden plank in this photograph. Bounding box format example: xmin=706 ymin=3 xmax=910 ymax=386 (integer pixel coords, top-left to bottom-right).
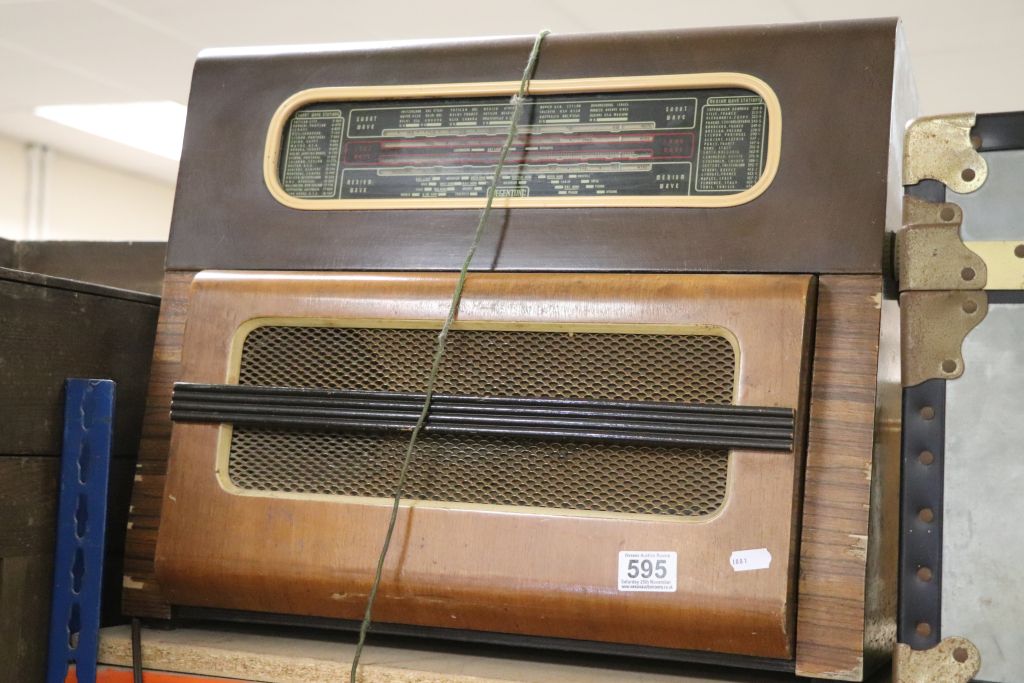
xmin=71 ymin=669 xmax=234 ymax=683
xmin=795 ymin=275 xmax=887 ymax=680
xmin=122 ymin=271 xmax=194 ymax=619
xmin=14 ymin=240 xmax=166 ymax=296
xmin=1 ymin=554 xmax=55 ymax=682
xmin=0 ymin=237 xmax=15 ymax=268
xmin=94 ymin=625 xmax=829 ymax=683
xmin=0 ymin=456 xmax=136 ymax=568
xmin=0 ymin=458 xmax=59 ymax=556
xmin=862 ymin=298 xmax=901 ymax=674
xmin=0 ymin=258 xmax=159 ymax=304
xmin=0 ymin=456 xmax=139 ymax=679
xmin=0 ymin=273 xmax=159 ymax=456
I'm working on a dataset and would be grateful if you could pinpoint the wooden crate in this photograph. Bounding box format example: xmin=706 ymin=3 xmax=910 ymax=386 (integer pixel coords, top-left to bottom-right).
xmin=0 ymin=266 xmax=159 ymax=681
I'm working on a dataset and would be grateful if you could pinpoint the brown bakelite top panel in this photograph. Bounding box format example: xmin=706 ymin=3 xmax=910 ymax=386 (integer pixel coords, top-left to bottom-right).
xmin=167 ymin=19 xmax=905 ymax=274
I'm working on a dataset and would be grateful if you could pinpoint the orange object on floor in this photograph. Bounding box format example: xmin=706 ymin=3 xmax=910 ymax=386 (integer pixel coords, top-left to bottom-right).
xmin=66 ymin=666 xmax=244 ymax=683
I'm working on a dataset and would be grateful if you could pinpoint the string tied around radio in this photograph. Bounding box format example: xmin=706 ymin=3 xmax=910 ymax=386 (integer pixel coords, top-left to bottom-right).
xmin=348 ymin=28 xmax=550 ymax=683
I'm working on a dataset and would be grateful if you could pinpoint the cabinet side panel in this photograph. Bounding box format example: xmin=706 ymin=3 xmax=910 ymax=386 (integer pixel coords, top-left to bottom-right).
xmin=122 ymin=271 xmax=195 ymax=619
xmin=796 ymin=275 xmax=883 ymax=680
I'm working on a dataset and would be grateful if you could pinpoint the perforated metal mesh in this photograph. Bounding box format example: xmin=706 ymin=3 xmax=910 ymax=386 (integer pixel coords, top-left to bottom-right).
xmin=229 ymin=326 xmax=736 ymax=516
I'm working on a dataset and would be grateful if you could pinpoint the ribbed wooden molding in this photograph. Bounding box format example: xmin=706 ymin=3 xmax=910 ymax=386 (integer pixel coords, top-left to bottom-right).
xmin=122 ymin=271 xmax=195 ymax=619
xmin=795 ymin=276 xmax=891 ymax=680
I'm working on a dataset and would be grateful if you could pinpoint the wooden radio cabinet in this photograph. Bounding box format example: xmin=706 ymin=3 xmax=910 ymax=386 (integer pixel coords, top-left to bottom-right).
xmin=124 ymin=19 xmax=914 ymax=680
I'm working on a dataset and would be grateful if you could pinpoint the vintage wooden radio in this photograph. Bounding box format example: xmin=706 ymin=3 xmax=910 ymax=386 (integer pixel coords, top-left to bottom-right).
xmin=124 ymin=19 xmax=914 ymax=680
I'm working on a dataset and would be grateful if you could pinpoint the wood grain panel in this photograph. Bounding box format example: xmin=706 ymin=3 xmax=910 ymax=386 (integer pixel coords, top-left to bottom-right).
xmin=0 ymin=553 xmax=53 ymax=682
xmin=0 ymin=270 xmax=158 ymax=456
xmin=0 ymin=457 xmax=58 ymax=682
xmin=94 ymin=623 xmax=865 ymax=683
xmin=0 ymin=458 xmax=59 ymax=556
xmin=122 ymin=271 xmax=194 ymax=619
xmin=126 ymin=272 xmax=895 ymax=677
xmin=0 ymin=266 xmax=160 ymax=673
xmin=1 ymin=457 xmax=137 ymax=677
xmin=795 ymin=275 xmax=887 ymax=680
xmin=862 ymin=298 xmax=900 ymax=675
xmin=12 ymin=240 xmax=165 ymax=295
xmin=154 ymin=272 xmax=814 ymax=659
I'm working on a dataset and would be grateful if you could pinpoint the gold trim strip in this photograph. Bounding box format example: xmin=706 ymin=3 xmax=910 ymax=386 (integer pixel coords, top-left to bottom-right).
xmin=964 ymin=240 xmax=1024 ymax=290
xmin=262 ymin=73 xmax=782 ymax=210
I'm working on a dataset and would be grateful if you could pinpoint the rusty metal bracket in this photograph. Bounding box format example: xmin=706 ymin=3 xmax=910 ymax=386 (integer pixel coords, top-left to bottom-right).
xmin=898 ymin=197 xmax=988 ymax=291
xmin=893 ymin=637 xmax=981 ymax=682
xmin=904 ymin=114 xmax=988 ymax=193
xmin=900 ymin=291 xmax=987 ymax=388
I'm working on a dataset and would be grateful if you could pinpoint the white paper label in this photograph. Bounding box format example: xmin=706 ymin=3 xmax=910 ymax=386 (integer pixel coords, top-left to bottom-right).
xmin=729 ymin=547 xmax=772 ymax=572
xmin=617 ymin=551 xmax=677 ymax=592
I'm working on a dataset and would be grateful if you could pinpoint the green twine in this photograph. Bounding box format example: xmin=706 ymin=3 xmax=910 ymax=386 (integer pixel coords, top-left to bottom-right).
xmin=348 ymin=28 xmax=550 ymax=683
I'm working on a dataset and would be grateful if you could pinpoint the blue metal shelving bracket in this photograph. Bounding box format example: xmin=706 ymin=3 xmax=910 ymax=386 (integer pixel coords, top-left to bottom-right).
xmin=46 ymin=378 xmax=116 ymax=683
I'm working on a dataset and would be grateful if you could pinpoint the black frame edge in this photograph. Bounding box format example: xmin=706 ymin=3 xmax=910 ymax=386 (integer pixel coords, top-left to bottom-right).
xmin=173 ymin=606 xmax=796 ymax=673
xmin=897 ymin=378 xmax=946 ymax=649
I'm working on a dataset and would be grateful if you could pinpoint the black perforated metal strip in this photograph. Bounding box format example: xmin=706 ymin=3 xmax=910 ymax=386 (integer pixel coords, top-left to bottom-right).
xmin=898 ymin=378 xmax=946 ymax=649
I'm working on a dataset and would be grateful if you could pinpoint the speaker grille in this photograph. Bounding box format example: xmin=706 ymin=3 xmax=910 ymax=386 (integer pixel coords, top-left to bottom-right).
xmin=228 ymin=326 xmax=736 ymax=517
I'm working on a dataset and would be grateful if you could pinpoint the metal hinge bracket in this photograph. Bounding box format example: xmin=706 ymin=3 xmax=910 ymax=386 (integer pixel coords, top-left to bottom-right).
xmin=903 ymin=113 xmax=987 ymax=193
xmin=897 ymin=196 xmax=993 ymax=387
xmin=900 ymin=290 xmax=987 ymax=388
xmin=893 ymin=637 xmax=981 ymax=683
xmin=898 ymin=196 xmax=987 ymax=291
